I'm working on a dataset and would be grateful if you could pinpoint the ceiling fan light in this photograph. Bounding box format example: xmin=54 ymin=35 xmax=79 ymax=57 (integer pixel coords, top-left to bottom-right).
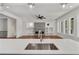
xmin=27 ymin=3 xmax=35 ymax=8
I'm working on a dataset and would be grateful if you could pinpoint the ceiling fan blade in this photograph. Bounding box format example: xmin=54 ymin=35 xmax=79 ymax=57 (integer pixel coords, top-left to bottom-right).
xmin=32 ymin=14 xmax=46 ymax=20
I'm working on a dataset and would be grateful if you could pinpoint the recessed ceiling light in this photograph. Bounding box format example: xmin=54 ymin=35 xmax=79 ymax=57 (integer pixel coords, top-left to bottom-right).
xmin=60 ymin=3 xmax=67 ymax=8
xmin=6 ymin=6 xmax=10 ymax=8
xmin=69 ymin=5 xmax=72 ymax=8
xmin=62 ymin=4 xmax=66 ymax=8
xmin=27 ymin=3 xmax=35 ymax=8
xmin=29 ymin=5 xmax=33 ymax=8
xmin=60 ymin=3 xmax=72 ymax=9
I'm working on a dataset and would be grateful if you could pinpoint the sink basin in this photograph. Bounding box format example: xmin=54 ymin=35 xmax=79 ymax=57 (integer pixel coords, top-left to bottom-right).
xmin=25 ymin=43 xmax=58 ymax=50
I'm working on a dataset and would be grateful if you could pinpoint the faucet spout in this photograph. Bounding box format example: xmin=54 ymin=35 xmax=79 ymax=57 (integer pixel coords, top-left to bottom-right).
xmin=40 ymin=37 xmax=42 ymax=42
xmin=40 ymin=32 xmax=43 ymax=42
xmin=38 ymin=30 xmax=43 ymax=42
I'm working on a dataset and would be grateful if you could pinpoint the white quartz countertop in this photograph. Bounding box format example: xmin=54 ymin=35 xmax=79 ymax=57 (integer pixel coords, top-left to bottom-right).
xmin=0 ymin=39 xmax=79 ymax=54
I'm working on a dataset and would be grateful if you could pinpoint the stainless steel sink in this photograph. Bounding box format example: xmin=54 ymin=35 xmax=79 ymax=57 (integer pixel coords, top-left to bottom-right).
xmin=25 ymin=43 xmax=58 ymax=50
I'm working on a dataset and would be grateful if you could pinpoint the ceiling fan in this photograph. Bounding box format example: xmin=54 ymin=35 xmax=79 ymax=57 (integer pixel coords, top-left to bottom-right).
xmin=35 ymin=14 xmax=46 ymax=20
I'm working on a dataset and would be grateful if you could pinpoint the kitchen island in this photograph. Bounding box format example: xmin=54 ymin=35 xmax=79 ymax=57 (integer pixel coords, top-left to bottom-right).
xmin=0 ymin=39 xmax=79 ymax=54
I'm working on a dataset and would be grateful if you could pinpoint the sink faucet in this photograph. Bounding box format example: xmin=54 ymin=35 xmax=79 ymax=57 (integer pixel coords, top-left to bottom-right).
xmin=38 ymin=30 xmax=43 ymax=42
xmin=40 ymin=32 xmax=43 ymax=42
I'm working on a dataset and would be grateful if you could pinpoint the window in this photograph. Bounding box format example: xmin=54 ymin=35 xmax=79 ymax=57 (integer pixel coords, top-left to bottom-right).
xmin=57 ymin=22 xmax=60 ymax=33
xmin=61 ymin=21 xmax=63 ymax=33
xmin=70 ymin=18 xmax=74 ymax=34
xmin=65 ymin=20 xmax=69 ymax=34
xmin=65 ymin=20 xmax=67 ymax=34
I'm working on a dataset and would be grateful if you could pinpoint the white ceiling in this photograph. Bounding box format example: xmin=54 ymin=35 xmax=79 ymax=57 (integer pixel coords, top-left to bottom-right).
xmin=1 ymin=3 xmax=79 ymax=20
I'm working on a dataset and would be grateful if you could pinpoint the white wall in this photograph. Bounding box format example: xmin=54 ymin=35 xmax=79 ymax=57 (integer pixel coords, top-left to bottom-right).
xmin=7 ymin=17 xmax=16 ymax=37
xmin=0 ymin=18 xmax=7 ymax=31
xmin=76 ymin=14 xmax=79 ymax=37
xmin=0 ymin=14 xmax=7 ymax=31
xmin=21 ymin=17 xmax=56 ymax=36
xmin=16 ymin=16 xmax=56 ymax=37
xmin=0 ymin=14 xmax=7 ymax=37
xmin=0 ymin=7 xmax=25 ymax=38
xmin=16 ymin=18 xmax=23 ymax=37
xmin=56 ymin=6 xmax=79 ymax=41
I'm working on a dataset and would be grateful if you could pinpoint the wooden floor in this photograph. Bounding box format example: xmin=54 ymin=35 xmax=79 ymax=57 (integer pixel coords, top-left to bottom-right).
xmin=0 ymin=37 xmax=16 ymax=39
xmin=0 ymin=35 xmax=63 ymax=39
xmin=18 ymin=35 xmax=63 ymax=39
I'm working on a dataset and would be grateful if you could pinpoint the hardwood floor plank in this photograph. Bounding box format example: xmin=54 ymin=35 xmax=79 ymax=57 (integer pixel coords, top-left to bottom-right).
xmin=0 ymin=35 xmax=63 ymax=39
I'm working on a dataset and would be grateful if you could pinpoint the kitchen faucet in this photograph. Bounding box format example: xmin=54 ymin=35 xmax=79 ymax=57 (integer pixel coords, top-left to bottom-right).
xmin=40 ymin=32 xmax=43 ymax=42
xmin=38 ymin=30 xmax=43 ymax=42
